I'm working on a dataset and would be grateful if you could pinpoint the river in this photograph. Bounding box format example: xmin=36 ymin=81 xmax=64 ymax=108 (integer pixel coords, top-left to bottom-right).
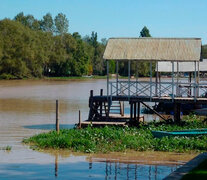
xmin=0 ymin=79 xmax=197 ymax=179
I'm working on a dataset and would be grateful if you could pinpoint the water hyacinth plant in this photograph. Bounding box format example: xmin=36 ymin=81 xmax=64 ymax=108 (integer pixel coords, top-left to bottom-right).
xmin=23 ymin=119 xmax=207 ymax=153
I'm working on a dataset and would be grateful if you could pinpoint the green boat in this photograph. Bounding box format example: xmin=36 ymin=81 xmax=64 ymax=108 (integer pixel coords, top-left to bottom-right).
xmin=151 ymin=129 xmax=207 ymax=138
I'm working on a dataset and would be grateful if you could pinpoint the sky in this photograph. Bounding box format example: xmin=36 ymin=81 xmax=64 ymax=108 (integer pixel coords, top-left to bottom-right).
xmin=0 ymin=0 xmax=207 ymax=44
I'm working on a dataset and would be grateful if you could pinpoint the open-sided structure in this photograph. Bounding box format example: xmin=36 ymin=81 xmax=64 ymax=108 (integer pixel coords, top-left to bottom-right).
xmin=104 ymin=37 xmax=202 ymax=99
xmin=87 ymin=37 xmax=206 ymax=124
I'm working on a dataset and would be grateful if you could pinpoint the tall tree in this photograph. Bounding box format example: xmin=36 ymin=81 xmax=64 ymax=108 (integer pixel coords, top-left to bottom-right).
xmin=41 ymin=13 xmax=54 ymax=33
xmin=54 ymin=13 xmax=69 ymax=35
xmin=140 ymin=26 xmax=151 ymax=37
xmin=14 ymin=12 xmax=26 ymax=25
xmin=90 ymin=31 xmax=98 ymax=48
xmin=14 ymin=12 xmax=40 ymax=30
xmin=101 ymin=38 xmax=108 ymax=46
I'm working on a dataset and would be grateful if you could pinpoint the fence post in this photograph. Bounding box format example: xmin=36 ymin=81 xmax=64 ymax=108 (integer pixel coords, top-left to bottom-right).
xmin=56 ymin=100 xmax=59 ymax=133
xmin=79 ymin=110 xmax=81 ymax=128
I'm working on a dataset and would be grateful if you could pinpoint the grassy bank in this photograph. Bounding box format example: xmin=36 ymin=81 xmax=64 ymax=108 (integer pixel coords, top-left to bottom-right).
xmin=44 ymin=75 xmax=107 ymax=80
xmin=182 ymin=159 xmax=207 ymax=180
xmin=23 ymin=118 xmax=207 ymax=153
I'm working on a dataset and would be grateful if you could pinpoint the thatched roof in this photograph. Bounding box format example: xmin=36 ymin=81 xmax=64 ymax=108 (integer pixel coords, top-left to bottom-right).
xmin=156 ymin=59 xmax=207 ymax=72
xmin=103 ymin=38 xmax=202 ymax=61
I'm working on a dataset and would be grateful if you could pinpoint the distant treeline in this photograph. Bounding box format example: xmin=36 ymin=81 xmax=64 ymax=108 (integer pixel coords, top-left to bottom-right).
xmin=0 ymin=12 xmax=107 ymax=79
xmin=0 ymin=12 xmax=206 ymax=79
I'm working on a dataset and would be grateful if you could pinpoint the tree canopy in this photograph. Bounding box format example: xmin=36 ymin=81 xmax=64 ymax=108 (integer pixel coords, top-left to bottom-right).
xmin=0 ymin=13 xmax=205 ymax=79
xmin=140 ymin=26 xmax=151 ymax=37
xmin=0 ymin=13 xmax=106 ymax=79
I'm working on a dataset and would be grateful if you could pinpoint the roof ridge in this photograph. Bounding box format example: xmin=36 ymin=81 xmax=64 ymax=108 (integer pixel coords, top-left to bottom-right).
xmin=109 ymin=37 xmax=201 ymax=40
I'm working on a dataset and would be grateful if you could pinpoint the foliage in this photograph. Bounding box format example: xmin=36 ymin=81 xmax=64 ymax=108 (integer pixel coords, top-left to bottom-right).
xmin=3 ymin=13 xmax=206 ymax=79
xmin=0 ymin=145 xmax=12 ymax=151
xmin=24 ymin=119 xmax=207 ymax=153
xmin=54 ymin=13 xmax=69 ymax=35
xmin=41 ymin=13 xmax=54 ymax=33
xmin=182 ymin=159 xmax=207 ymax=180
xmin=140 ymin=26 xmax=151 ymax=37
xmin=202 ymin=44 xmax=207 ymax=59
xmin=0 ymin=13 xmax=107 ymax=79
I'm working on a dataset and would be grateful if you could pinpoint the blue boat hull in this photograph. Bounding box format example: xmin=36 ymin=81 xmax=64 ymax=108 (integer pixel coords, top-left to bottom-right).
xmin=151 ymin=129 xmax=207 ymax=138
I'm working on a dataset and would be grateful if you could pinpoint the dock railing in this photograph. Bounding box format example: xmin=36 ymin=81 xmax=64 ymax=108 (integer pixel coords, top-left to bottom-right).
xmin=109 ymin=81 xmax=207 ymax=100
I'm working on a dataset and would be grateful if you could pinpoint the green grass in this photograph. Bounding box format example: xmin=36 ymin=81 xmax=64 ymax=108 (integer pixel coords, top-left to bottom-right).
xmin=182 ymin=159 xmax=207 ymax=180
xmin=23 ymin=118 xmax=207 ymax=153
xmin=44 ymin=75 xmax=107 ymax=80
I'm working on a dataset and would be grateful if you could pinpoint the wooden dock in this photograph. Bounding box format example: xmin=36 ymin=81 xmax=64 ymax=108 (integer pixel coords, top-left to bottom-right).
xmin=82 ymin=37 xmax=207 ymax=127
xmin=85 ymin=89 xmax=207 ymax=127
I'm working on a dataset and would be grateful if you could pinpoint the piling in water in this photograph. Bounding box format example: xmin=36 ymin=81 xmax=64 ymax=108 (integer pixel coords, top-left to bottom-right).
xmin=56 ymin=100 xmax=59 ymax=133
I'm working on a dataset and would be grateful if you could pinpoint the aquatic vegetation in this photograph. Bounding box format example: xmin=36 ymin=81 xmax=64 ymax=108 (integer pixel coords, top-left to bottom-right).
xmin=0 ymin=146 xmax=12 ymax=151
xmin=23 ymin=119 xmax=207 ymax=153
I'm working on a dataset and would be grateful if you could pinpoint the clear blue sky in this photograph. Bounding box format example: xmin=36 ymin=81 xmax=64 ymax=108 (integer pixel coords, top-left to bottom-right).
xmin=1 ymin=0 xmax=207 ymax=44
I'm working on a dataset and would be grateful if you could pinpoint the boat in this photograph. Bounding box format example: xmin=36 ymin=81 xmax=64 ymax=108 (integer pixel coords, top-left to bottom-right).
xmin=151 ymin=129 xmax=207 ymax=138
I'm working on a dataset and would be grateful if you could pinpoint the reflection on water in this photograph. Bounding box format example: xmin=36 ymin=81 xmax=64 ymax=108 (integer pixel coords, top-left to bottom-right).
xmin=0 ymin=157 xmax=179 ymax=180
xmin=0 ymin=79 xmax=197 ymax=179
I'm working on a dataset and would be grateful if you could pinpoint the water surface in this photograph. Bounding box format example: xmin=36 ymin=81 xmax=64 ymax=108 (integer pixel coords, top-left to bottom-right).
xmin=0 ymin=79 xmax=196 ymax=179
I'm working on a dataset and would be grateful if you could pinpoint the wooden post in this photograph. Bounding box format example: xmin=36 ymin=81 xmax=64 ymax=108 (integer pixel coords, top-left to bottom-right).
xmin=176 ymin=61 xmax=179 ymax=96
xmin=137 ymin=102 xmax=140 ymax=124
xmin=56 ymin=100 xmax=59 ymax=133
xmin=155 ymin=62 xmax=158 ymax=96
xmin=174 ymin=103 xmax=181 ymax=123
xmin=79 ymin=110 xmax=81 ymax=128
xmin=100 ymin=89 xmax=103 ymax=116
xmin=134 ymin=102 xmax=137 ymax=122
xmin=107 ymin=60 xmax=109 ymax=97
xmin=130 ymin=102 xmax=133 ymax=122
xmin=128 ymin=60 xmax=131 ymax=99
xmin=159 ymin=72 xmax=161 ymax=97
xmin=194 ymin=61 xmax=197 ymax=101
xmin=55 ymin=154 xmax=58 ymax=177
xmin=189 ymin=72 xmax=192 ymax=97
xmin=120 ymin=101 xmax=124 ymax=116
xmin=172 ymin=61 xmax=174 ymax=101
xmin=116 ymin=61 xmax=119 ymax=95
xmin=136 ymin=61 xmax=138 ymax=95
xmin=197 ymin=61 xmax=200 ymax=97
xmin=78 ymin=110 xmax=81 ymax=128
xmin=150 ymin=61 xmax=152 ymax=100
xmin=90 ymin=90 xmax=93 ymax=97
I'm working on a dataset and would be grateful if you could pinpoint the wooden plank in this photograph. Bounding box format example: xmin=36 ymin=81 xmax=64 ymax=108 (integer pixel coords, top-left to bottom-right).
xmin=81 ymin=121 xmax=126 ymax=125
xmin=91 ymin=95 xmax=207 ymax=104
xmin=141 ymin=101 xmax=167 ymax=121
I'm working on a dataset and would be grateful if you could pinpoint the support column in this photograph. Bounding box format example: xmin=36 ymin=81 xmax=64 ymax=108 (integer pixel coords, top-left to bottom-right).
xmin=107 ymin=60 xmax=109 ymax=97
xmin=159 ymin=72 xmax=161 ymax=97
xmin=130 ymin=102 xmax=133 ymax=122
xmin=155 ymin=62 xmax=158 ymax=96
xmin=197 ymin=61 xmax=200 ymax=97
xmin=194 ymin=61 xmax=197 ymax=100
xmin=174 ymin=103 xmax=181 ymax=123
xmin=106 ymin=60 xmax=110 ymax=118
xmin=128 ymin=61 xmax=131 ymax=98
xmin=150 ymin=61 xmax=152 ymax=100
xmin=189 ymin=72 xmax=192 ymax=97
xmin=172 ymin=61 xmax=174 ymax=100
xmin=100 ymin=89 xmax=103 ymax=116
xmin=134 ymin=102 xmax=137 ymax=122
xmin=137 ymin=102 xmax=140 ymax=124
xmin=176 ymin=61 xmax=179 ymax=96
xmin=116 ymin=61 xmax=119 ymax=95
xmin=136 ymin=61 xmax=138 ymax=95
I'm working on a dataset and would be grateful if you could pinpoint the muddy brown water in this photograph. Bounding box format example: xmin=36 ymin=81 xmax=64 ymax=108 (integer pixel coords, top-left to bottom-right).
xmin=0 ymin=79 xmax=197 ymax=179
